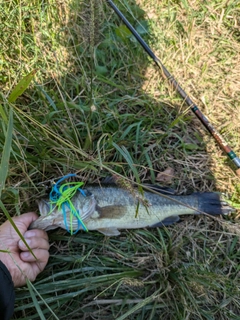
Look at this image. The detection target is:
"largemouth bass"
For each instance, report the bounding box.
[30,185,234,236]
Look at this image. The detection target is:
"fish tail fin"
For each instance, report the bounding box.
[196,192,234,215]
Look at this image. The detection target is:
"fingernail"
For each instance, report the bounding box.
[19,239,31,248]
[24,230,35,237]
[21,252,30,259]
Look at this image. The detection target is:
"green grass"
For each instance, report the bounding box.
[1,0,240,319]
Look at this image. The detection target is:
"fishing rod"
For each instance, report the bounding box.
[106,0,240,177]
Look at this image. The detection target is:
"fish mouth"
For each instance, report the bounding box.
[34,193,97,232]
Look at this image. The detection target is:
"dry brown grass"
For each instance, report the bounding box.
[140,0,240,195]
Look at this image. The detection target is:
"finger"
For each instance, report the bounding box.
[13,212,39,229]
[18,237,50,251]
[20,248,49,265]
[23,229,49,241]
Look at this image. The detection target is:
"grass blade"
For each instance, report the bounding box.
[26,279,46,320]
[112,142,140,183]
[0,201,37,259]
[26,279,60,320]
[8,70,37,103]
[116,288,162,320]
[0,104,8,123]
[0,108,13,196]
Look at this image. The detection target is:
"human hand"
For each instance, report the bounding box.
[0,212,49,287]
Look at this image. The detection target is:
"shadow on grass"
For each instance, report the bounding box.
[31,0,218,190]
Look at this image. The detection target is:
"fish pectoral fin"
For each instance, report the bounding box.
[97,205,125,219]
[97,228,121,236]
[150,215,180,228]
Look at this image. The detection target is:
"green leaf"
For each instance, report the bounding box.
[0,108,13,196]
[115,25,132,41]
[8,70,37,103]
[131,5,146,20]
[95,65,108,75]
[183,143,199,151]
[136,21,149,35]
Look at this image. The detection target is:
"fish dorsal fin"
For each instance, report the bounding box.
[150,215,180,228]
[97,228,121,236]
[100,178,176,196]
[100,176,118,185]
[144,184,176,195]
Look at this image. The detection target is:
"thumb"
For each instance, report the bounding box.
[12,212,39,230]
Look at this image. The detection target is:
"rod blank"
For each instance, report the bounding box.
[106,0,240,176]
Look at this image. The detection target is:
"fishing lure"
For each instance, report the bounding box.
[48,174,88,234]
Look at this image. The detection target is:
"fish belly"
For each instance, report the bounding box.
[85,205,173,230]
